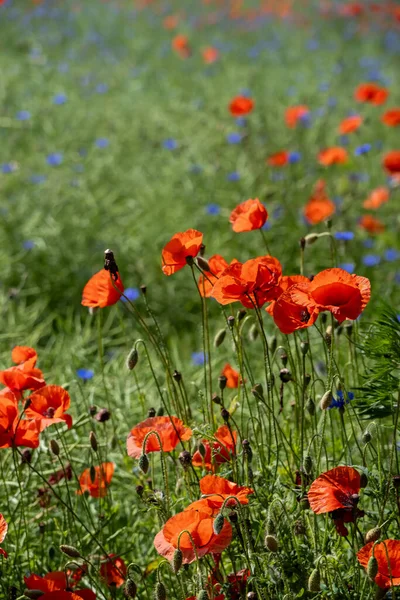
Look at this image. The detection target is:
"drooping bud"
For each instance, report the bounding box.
[304,233,319,246]
[21,449,32,464]
[300,341,309,355]
[304,373,311,388]
[237,309,246,322]
[89,431,98,452]
[367,556,378,581]
[95,408,111,422]
[251,383,264,401]
[393,475,400,489]
[178,451,192,470]
[214,329,226,348]
[60,544,81,558]
[155,581,167,600]
[124,578,137,599]
[303,455,313,475]
[264,534,278,552]
[242,440,253,463]
[140,284,147,295]
[308,568,321,592]
[197,256,210,272]
[49,439,60,456]
[172,548,183,574]
[306,397,315,415]
[227,315,235,329]
[139,454,149,474]
[212,393,222,405]
[157,406,164,416]
[172,370,182,382]
[249,324,259,341]
[126,348,138,370]
[319,390,333,410]
[247,593,257,600]
[148,407,156,418]
[365,527,381,544]
[213,513,225,535]
[90,465,96,483]
[104,248,119,279]
[218,375,227,390]
[280,352,288,367]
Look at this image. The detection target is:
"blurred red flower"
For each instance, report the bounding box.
[363,187,389,209]
[77,462,114,498]
[162,229,203,276]
[318,147,348,166]
[355,83,389,105]
[0,346,44,393]
[228,96,254,117]
[338,115,362,134]
[229,198,268,233]
[304,179,335,224]
[285,105,309,128]
[383,150,400,175]
[0,514,8,558]
[100,554,127,587]
[25,385,72,431]
[359,214,385,234]
[127,416,192,459]
[381,109,400,127]
[266,151,289,167]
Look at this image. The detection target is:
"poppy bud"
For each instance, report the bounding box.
[60,544,81,558]
[213,513,225,535]
[247,594,257,600]
[249,324,259,341]
[185,255,194,266]
[172,548,183,573]
[264,534,278,552]
[23,591,44,599]
[89,405,97,416]
[24,398,32,410]
[49,440,60,457]
[269,336,277,354]
[221,408,230,422]
[308,568,320,592]
[199,244,206,257]
[360,472,368,488]
[299,497,310,511]
[279,368,291,383]
[197,591,208,600]
[280,352,288,367]
[237,309,246,321]
[124,578,137,599]
[362,430,372,444]
[198,443,206,458]
[365,527,381,544]
[300,341,309,355]
[218,375,227,390]
[306,397,315,415]
[197,256,210,272]
[139,454,149,474]
[89,431,98,452]
[148,408,156,418]
[212,393,222,405]
[172,370,182,382]
[90,465,96,483]
[227,315,235,329]
[21,449,32,464]
[155,582,167,600]
[140,285,147,295]
[319,390,333,410]
[95,408,111,422]
[303,455,313,475]
[157,406,164,416]
[127,348,138,370]
[304,233,319,246]
[266,517,276,535]
[304,373,311,388]
[367,556,378,580]
[214,329,226,348]
[393,475,400,489]
[251,383,264,400]
[242,440,253,462]
[228,511,238,524]
[178,450,192,470]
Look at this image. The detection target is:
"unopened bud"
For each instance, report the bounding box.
[280,352,288,367]
[237,309,246,321]
[393,475,400,489]
[308,568,321,592]
[140,285,147,295]
[279,368,291,383]
[227,315,235,329]
[139,454,149,474]
[221,408,230,422]
[197,256,210,272]
[362,430,372,444]
[60,544,81,558]
[157,406,164,416]
[172,548,183,573]
[247,593,257,600]
[218,375,227,390]
[249,324,259,341]
[172,370,182,382]
[49,440,60,456]
[148,407,156,418]
[306,397,315,415]
[89,431,98,452]
[178,451,192,470]
[300,341,309,355]
[367,556,378,580]
[304,455,313,475]
[251,383,264,400]
[95,408,111,422]
[304,233,319,246]
[242,440,253,463]
[155,581,167,600]
[125,578,137,599]
[365,527,381,544]
[126,348,138,370]
[212,393,222,405]
[214,329,226,347]
[213,513,225,535]
[264,534,278,552]
[90,465,96,483]
[319,390,333,410]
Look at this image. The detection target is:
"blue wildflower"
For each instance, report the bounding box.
[226,132,242,144]
[95,83,108,94]
[288,151,301,164]
[236,117,247,127]
[206,204,220,215]
[53,93,67,105]
[95,138,109,149]
[363,254,380,267]
[1,163,18,174]
[76,368,94,381]
[307,39,319,51]
[163,138,178,150]
[339,263,355,273]
[334,231,354,241]
[355,143,371,156]
[121,288,140,302]
[363,239,374,249]
[329,390,354,409]
[192,351,208,366]
[46,153,63,167]
[23,240,35,250]
[385,249,399,262]
[16,110,31,121]
[227,172,240,182]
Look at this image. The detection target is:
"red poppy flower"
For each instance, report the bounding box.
[265,275,310,315]
[285,105,309,128]
[0,514,8,558]
[338,115,363,135]
[355,83,389,105]
[0,346,44,392]
[163,15,179,30]
[363,187,389,209]
[266,151,289,167]
[202,46,219,64]
[192,425,237,471]
[228,96,254,117]
[303,180,335,225]
[127,416,192,459]
[0,396,41,449]
[357,540,400,589]
[25,385,72,431]
[11,346,38,366]
[188,475,254,513]
[211,256,282,309]
[172,34,191,58]
[381,109,400,127]
[359,214,385,234]
[383,151,400,175]
[229,198,268,233]
[99,554,127,588]
[271,282,320,334]
[77,462,114,498]
[221,364,241,389]
[37,594,84,600]
[318,147,348,166]
[308,268,371,322]
[198,255,234,298]
[24,572,95,600]
[154,504,232,563]
[81,269,123,309]
[162,229,203,276]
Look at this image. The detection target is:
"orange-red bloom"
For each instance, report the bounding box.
[0,346,44,393]
[221,363,241,389]
[304,179,335,225]
[202,46,219,64]
[338,115,363,135]
[359,214,385,234]
[381,108,400,127]
[271,282,320,335]
[229,198,268,233]
[99,555,127,588]
[154,503,232,563]
[266,151,289,167]
[198,255,235,298]
[355,83,389,105]
[363,187,389,210]
[383,150,400,175]
[211,256,282,309]
[0,514,8,558]
[188,475,253,513]
[81,269,124,308]
[308,268,370,323]
[285,105,309,128]
[192,425,237,471]
[357,540,400,589]
[162,229,203,276]
[172,34,191,58]
[24,571,95,600]
[318,147,348,166]
[0,395,41,449]
[77,462,114,498]
[25,385,72,431]
[228,96,254,117]
[127,416,192,459]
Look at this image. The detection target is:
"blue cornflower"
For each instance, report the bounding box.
[16,110,31,121]
[192,351,208,366]
[76,368,94,380]
[288,151,301,164]
[226,132,242,144]
[299,112,311,127]
[363,239,374,249]
[329,390,354,409]
[46,153,63,166]
[363,254,381,267]
[53,93,67,105]
[339,263,355,273]
[95,83,108,94]
[227,172,240,182]
[206,204,220,215]
[163,138,178,150]
[334,231,354,241]
[355,143,371,156]
[30,174,46,184]
[307,39,319,51]
[121,287,140,302]
[23,240,35,250]
[262,221,272,231]
[385,249,399,262]
[95,138,109,149]
[1,162,18,174]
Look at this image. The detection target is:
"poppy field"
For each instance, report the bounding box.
[1,0,400,599]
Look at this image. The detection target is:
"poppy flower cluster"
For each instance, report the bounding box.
[24,571,96,600]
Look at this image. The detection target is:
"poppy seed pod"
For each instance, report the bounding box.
[306,397,315,415]
[367,556,379,580]
[213,513,225,535]
[365,527,381,544]
[320,390,333,410]
[139,454,150,474]
[227,315,235,329]
[214,329,226,348]
[279,368,292,383]
[155,582,167,600]
[218,375,227,390]
[172,370,182,382]
[249,323,259,341]
[148,408,156,418]
[197,591,209,600]
[197,256,211,272]
[300,341,309,355]
[126,348,138,370]
[172,548,183,573]
[60,544,81,558]
[124,578,137,599]
[89,431,98,452]
[308,568,321,592]
[49,440,60,456]
[264,534,278,552]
